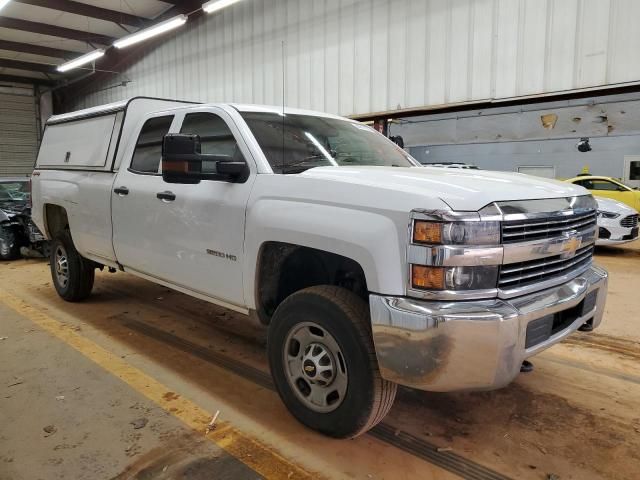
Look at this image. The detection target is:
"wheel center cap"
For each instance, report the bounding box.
[300,342,335,385]
[303,360,317,378]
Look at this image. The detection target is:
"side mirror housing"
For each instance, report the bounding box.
[161,133,249,184]
[162,134,203,184]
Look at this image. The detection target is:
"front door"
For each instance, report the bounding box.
[111,108,256,308]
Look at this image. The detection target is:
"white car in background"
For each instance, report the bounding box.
[596,197,639,245]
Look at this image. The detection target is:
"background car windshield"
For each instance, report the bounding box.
[241,112,415,174]
[0,182,29,202]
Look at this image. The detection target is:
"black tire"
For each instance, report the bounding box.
[268,285,397,438]
[50,231,95,302]
[0,226,21,261]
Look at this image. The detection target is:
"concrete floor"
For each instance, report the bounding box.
[0,303,265,480]
[1,240,639,480]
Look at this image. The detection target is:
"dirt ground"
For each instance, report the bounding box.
[1,240,639,480]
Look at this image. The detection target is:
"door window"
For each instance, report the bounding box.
[180,113,245,173]
[130,115,174,174]
[590,180,627,191]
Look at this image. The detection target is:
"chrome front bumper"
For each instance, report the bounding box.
[370,265,608,392]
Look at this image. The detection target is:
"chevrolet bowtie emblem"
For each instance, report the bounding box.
[561,232,582,258]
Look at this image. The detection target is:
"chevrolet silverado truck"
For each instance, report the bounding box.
[31,97,608,438]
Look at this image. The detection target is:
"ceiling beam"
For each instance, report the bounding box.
[55,0,204,103]
[0,73,53,86]
[0,39,78,59]
[0,17,116,45]
[0,58,59,74]
[14,0,150,28]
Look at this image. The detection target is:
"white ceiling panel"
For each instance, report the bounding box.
[2,3,130,39]
[0,27,91,54]
[0,67,48,79]
[0,49,61,64]
[78,0,173,19]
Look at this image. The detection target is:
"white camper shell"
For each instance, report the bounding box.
[37,98,197,171]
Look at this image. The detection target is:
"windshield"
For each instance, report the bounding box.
[615,179,637,190]
[0,182,29,202]
[240,112,416,174]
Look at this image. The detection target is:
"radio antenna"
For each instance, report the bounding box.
[281,39,285,174]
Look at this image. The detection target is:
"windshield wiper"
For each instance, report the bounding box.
[281,157,333,174]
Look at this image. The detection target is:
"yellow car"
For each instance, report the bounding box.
[565,176,640,212]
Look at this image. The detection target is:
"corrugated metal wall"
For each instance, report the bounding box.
[0,84,38,176]
[391,92,640,179]
[69,0,640,117]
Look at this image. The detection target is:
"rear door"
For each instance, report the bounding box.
[111,113,177,279]
[111,108,256,309]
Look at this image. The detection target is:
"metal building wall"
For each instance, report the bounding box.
[0,84,38,177]
[69,0,640,117]
[391,92,640,179]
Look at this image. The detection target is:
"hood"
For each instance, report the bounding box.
[595,196,636,214]
[300,166,587,211]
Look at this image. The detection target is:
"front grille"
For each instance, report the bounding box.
[620,214,639,228]
[501,211,597,244]
[499,245,594,289]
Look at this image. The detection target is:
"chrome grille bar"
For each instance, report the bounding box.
[502,211,597,244]
[499,245,593,287]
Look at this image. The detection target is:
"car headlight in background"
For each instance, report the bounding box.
[411,265,499,291]
[413,221,500,245]
[597,210,619,219]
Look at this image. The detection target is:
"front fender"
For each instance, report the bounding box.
[243,199,408,309]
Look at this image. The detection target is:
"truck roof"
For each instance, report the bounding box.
[46,97,199,125]
[47,97,354,126]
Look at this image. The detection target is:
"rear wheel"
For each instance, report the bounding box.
[0,226,21,261]
[50,231,95,302]
[268,285,397,438]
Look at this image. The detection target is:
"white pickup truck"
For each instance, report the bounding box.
[32,97,608,438]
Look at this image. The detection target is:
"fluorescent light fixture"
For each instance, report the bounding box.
[113,14,187,49]
[57,49,105,72]
[203,0,242,14]
[0,0,11,12]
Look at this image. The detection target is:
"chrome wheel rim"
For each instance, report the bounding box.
[283,322,348,413]
[54,245,69,288]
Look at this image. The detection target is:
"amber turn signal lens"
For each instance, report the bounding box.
[413,221,442,244]
[411,265,445,290]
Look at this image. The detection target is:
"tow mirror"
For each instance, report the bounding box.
[162,134,203,184]
[161,133,248,184]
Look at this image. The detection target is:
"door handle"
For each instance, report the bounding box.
[114,186,129,196]
[156,191,176,202]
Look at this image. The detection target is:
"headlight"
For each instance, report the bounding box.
[413,220,500,245]
[411,265,499,291]
[597,211,619,219]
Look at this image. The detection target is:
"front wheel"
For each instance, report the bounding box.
[268,285,397,438]
[0,226,21,261]
[50,231,95,302]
